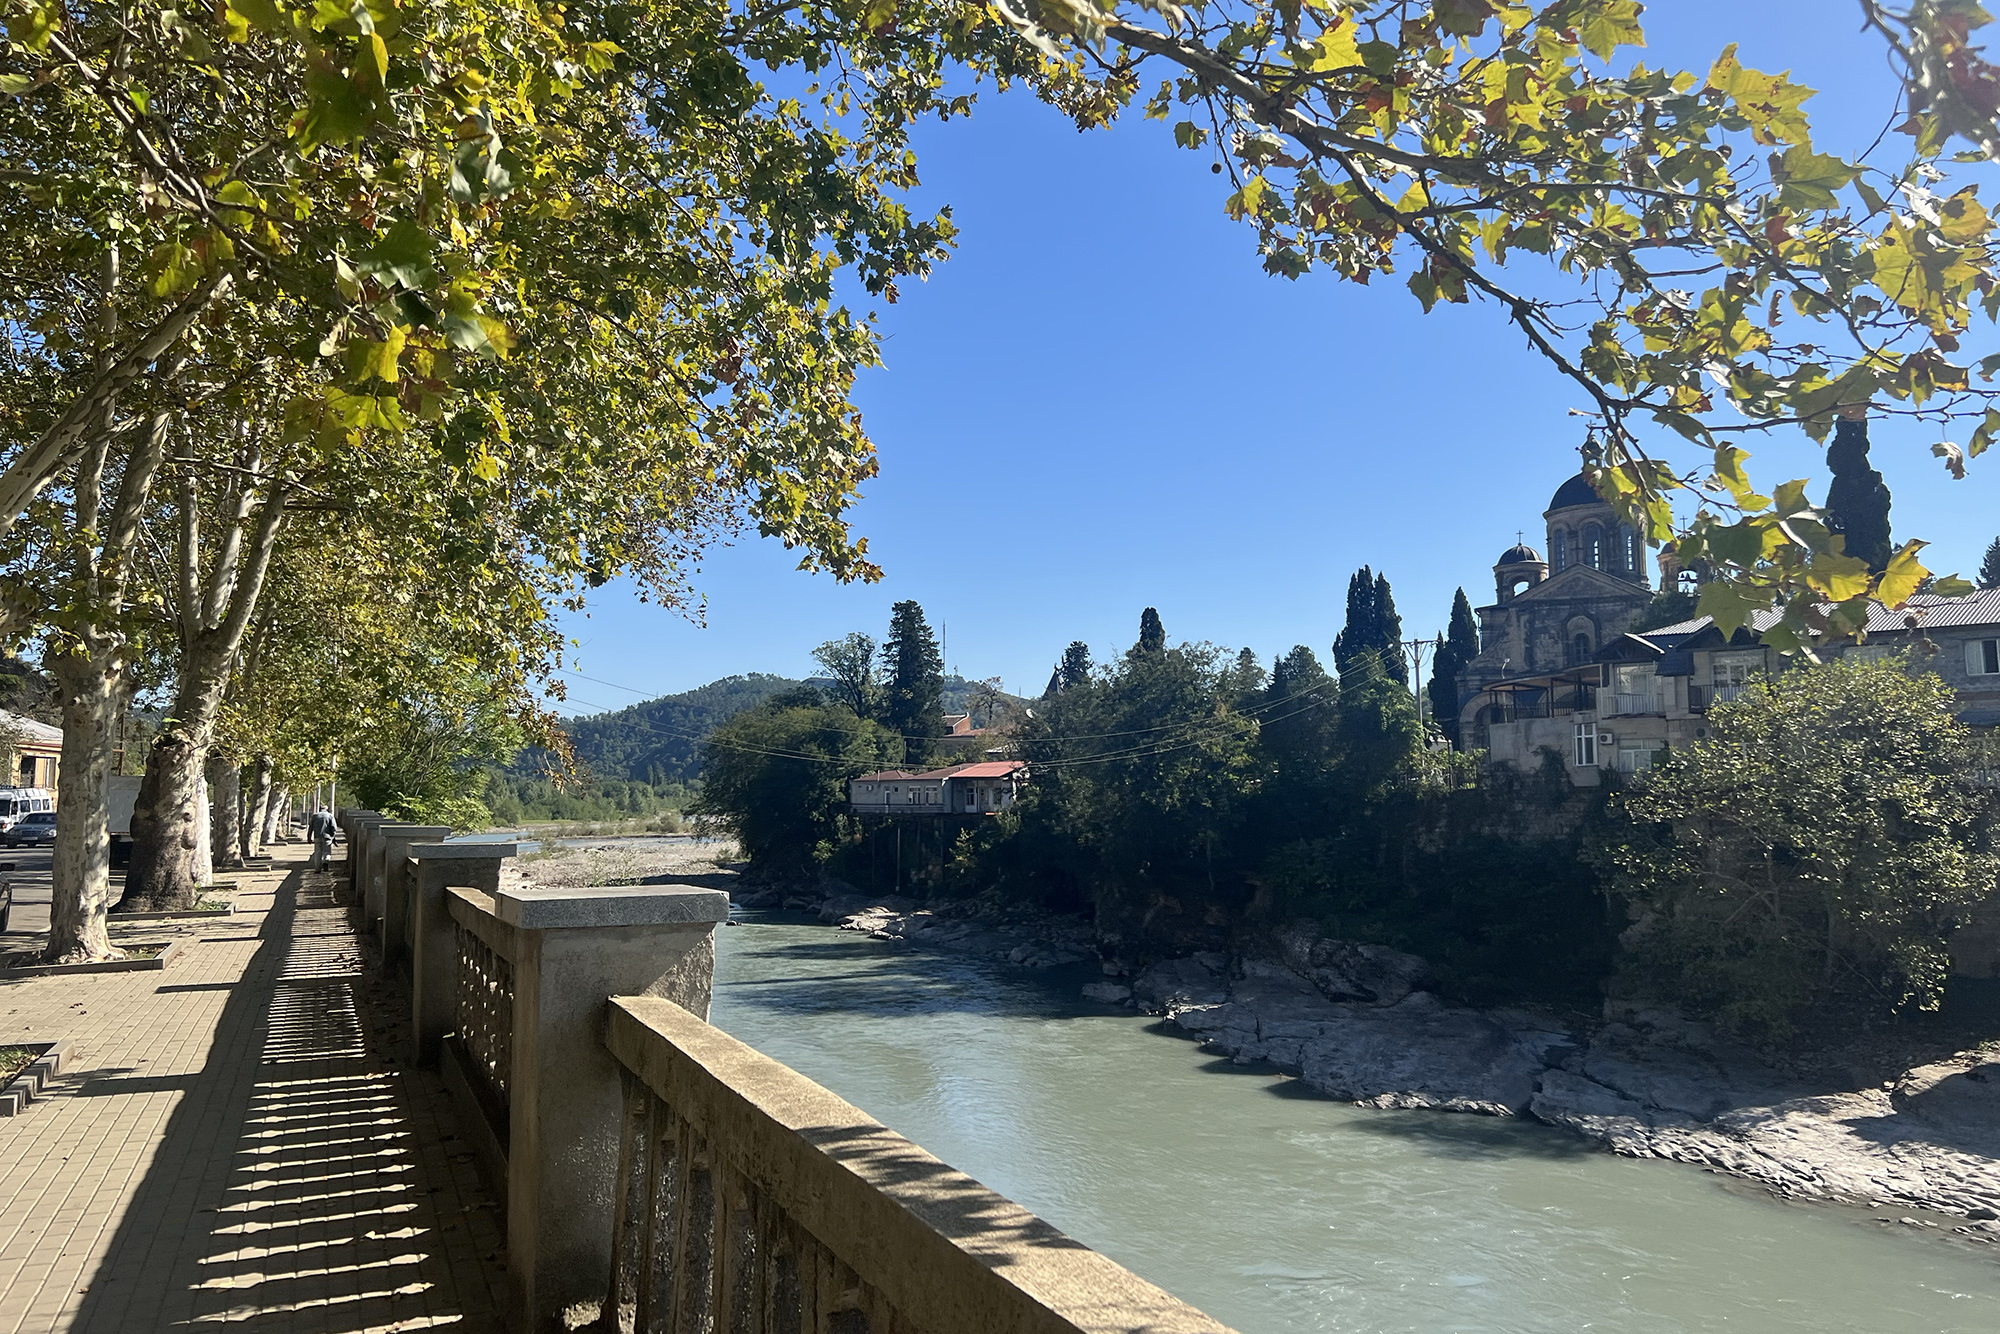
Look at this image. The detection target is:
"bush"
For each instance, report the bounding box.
[1596,656,2000,1035]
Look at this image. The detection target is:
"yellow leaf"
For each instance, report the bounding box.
[1308,19,1360,73]
[1875,542,1930,606]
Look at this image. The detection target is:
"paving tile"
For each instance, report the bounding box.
[0,856,506,1333]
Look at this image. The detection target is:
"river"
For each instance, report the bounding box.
[711,917,2000,1334]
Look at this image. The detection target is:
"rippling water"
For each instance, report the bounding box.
[711,918,2000,1334]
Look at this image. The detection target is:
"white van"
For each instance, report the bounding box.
[0,787,54,834]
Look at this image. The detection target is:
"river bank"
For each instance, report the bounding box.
[759,881,2000,1240]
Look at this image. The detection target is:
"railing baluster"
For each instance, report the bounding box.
[640,1097,681,1334]
[608,1070,652,1334]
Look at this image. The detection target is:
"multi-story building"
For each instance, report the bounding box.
[849,760,1027,816]
[1462,581,2000,786]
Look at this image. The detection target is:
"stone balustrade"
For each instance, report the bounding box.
[337,812,1239,1334]
[603,996,1235,1334]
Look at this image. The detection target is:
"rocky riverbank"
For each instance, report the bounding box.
[1131,931,2000,1240]
[743,882,2000,1240]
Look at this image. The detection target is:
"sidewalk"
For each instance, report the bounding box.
[0,853,506,1332]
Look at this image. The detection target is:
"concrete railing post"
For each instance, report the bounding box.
[498,882,730,1333]
[339,811,384,921]
[361,821,433,944]
[375,824,449,970]
[407,842,518,1066]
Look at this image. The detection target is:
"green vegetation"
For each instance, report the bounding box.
[695,692,899,874]
[0,1045,33,1086]
[484,773,689,827]
[1427,590,1480,745]
[1980,536,2000,591]
[13,0,2000,959]
[1824,420,1895,575]
[882,602,946,767]
[1597,657,2000,1035]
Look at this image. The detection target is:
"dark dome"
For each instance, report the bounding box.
[1496,543,1544,566]
[1548,471,1603,511]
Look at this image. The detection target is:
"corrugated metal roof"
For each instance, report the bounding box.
[1642,590,2000,642]
[854,771,921,783]
[1862,587,2000,631]
[936,761,1025,779]
[0,710,60,745]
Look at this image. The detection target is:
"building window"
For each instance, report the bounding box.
[1551,530,1568,571]
[1969,638,2000,676]
[1570,633,1592,666]
[1618,746,1659,774]
[1622,525,1641,574]
[1574,722,1597,767]
[1583,524,1604,569]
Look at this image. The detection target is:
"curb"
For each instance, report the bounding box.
[0,1041,65,1117]
[0,938,189,979]
[111,904,235,922]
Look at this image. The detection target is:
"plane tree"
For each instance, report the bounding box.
[997,0,2000,644]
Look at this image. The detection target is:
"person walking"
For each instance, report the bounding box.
[308,808,337,871]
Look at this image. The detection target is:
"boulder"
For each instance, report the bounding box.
[1080,981,1133,1004]
[1295,992,1542,1115]
[1275,923,1434,1005]
[1133,957,1230,1011]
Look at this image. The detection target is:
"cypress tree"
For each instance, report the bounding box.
[1427,588,1481,746]
[882,600,945,765]
[1136,607,1166,655]
[1043,666,1062,699]
[1059,640,1093,690]
[1374,572,1409,686]
[1331,567,1376,677]
[1825,417,1894,573]
[1980,536,2000,590]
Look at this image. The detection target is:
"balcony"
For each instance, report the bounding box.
[1688,683,1747,713]
[1605,692,1665,717]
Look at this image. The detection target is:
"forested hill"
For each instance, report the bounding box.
[544,674,802,785]
[541,672,1011,784]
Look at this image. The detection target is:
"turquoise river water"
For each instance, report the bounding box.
[710,917,2000,1334]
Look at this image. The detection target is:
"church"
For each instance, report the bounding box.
[1455,472,1656,751]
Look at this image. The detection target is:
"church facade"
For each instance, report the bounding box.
[1455,472,1655,754]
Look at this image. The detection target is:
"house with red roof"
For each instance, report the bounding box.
[849,760,1027,817]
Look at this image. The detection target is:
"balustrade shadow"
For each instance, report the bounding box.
[65,867,504,1333]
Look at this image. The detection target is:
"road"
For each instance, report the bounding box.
[0,846,53,937]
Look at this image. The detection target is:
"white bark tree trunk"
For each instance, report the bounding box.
[207,755,243,870]
[44,649,124,963]
[262,782,289,844]
[241,755,274,860]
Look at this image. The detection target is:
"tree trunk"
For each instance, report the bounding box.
[207,755,243,870]
[241,755,274,860]
[120,733,209,912]
[44,649,124,962]
[262,782,289,844]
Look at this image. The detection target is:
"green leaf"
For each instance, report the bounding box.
[291,63,368,152]
[358,218,433,289]
[1575,0,1646,61]
[224,0,280,38]
[145,240,202,297]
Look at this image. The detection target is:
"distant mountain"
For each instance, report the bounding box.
[544,674,802,785]
[542,672,1017,784]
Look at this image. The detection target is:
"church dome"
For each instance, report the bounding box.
[1548,471,1603,511]
[1496,543,1543,566]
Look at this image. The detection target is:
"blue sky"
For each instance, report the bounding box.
[551,2,2000,716]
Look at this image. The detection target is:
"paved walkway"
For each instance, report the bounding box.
[0,853,506,1333]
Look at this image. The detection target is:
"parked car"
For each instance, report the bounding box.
[4,811,56,848]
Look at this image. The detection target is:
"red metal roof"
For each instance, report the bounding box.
[936,761,1025,779]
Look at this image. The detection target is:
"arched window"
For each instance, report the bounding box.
[1622,524,1641,575]
[1583,524,1604,569]
[1551,529,1568,571]
[1571,633,1593,665]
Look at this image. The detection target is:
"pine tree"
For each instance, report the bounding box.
[882,600,944,765]
[1374,572,1409,687]
[1059,641,1093,690]
[1980,536,2000,590]
[1825,417,1894,574]
[1136,607,1166,655]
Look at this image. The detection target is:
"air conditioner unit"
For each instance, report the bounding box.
[1598,732,1615,746]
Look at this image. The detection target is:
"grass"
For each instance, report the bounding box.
[194,897,230,912]
[0,1045,33,1086]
